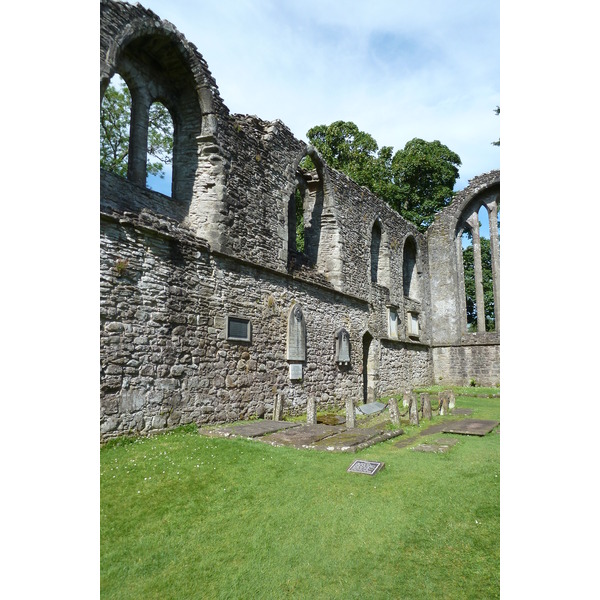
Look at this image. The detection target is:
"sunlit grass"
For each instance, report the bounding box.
[101,390,499,599]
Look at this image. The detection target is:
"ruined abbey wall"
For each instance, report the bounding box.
[100,0,499,439]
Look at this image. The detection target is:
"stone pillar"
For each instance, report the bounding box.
[273,395,282,421]
[345,397,356,429]
[409,395,419,426]
[127,90,151,186]
[486,200,500,332]
[307,397,317,425]
[421,394,432,420]
[388,397,400,425]
[466,211,486,333]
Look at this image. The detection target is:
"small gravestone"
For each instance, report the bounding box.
[447,390,456,409]
[273,395,283,420]
[409,394,419,425]
[306,397,317,424]
[345,397,356,429]
[347,460,385,476]
[402,389,412,408]
[388,397,400,425]
[438,391,449,416]
[421,394,432,420]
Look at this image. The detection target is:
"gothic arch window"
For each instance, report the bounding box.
[458,191,500,333]
[101,31,203,203]
[402,236,420,300]
[371,221,382,283]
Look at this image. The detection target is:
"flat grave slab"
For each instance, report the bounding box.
[317,414,346,426]
[442,419,499,436]
[356,401,387,415]
[213,420,300,438]
[311,426,389,450]
[413,436,459,453]
[451,408,473,416]
[263,424,345,447]
[347,459,385,475]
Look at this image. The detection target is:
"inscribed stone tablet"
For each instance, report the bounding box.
[347,460,385,475]
[289,363,303,380]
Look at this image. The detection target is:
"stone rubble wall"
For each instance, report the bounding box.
[99,0,499,439]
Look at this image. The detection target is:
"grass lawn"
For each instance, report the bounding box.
[101,388,499,599]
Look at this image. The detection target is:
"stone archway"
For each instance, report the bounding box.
[362,332,379,404]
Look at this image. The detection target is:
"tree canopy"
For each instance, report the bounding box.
[306,120,461,231]
[100,81,174,180]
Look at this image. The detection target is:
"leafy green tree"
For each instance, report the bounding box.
[391,138,461,230]
[100,82,173,179]
[463,236,495,331]
[306,121,460,231]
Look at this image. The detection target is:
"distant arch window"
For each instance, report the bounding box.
[371,221,382,283]
[402,237,419,299]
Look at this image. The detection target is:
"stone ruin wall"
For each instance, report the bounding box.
[100,0,499,439]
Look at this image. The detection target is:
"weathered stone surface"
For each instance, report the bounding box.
[99,0,499,440]
[306,397,317,424]
[388,397,400,425]
[409,394,419,425]
[442,419,499,436]
[421,393,432,420]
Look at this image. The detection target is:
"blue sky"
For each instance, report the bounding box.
[138,0,499,190]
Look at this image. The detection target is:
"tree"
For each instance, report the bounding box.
[391,138,461,230]
[462,236,495,331]
[100,82,174,179]
[306,121,461,231]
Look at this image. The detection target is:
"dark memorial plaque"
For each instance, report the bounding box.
[347,459,385,475]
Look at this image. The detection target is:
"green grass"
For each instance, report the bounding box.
[101,389,499,599]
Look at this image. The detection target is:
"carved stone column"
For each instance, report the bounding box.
[486,199,500,332]
[127,90,151,186]
[466,211,486,332]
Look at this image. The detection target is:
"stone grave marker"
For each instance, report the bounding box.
[421,393,432,420]
[438,391,449,416]
[273,395,283,420]
[345,397,356,429]
[306,397,317,424]
[388,397,400,425]
[347,459,385,476]
[409,394,419,425]
[447,389,456,409]
[402,389,412,408]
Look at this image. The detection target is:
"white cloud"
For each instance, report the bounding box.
[137,0,500,188]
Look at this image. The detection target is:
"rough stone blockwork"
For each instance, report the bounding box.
[99,0,500,439]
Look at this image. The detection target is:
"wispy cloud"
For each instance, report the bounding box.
[138,0,499,188]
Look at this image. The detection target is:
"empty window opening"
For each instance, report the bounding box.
[402,237,419,299]
[371,221,382,283]
[462,206,495,332]
[146,101,174,196]
[100,74,131,178]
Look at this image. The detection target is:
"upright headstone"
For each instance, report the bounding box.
[307,397,317,425]
[402,389,412,408]
[388,397,401,425]
[287,304,306,361]
[273,395,283,420]
[409,394,419,425]
[345,397,356,429]
[448,390,456,409]
[335,328,351,366]
[439,391,449,416]
[421,393,432,420]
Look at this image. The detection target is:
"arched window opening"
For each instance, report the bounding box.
[402,237,419,299]
[146,101,174,196]
[461,229,477,332]
[288,180,307,267]
[371,221,382,283]
[100,74,131,178]
[462,205,496,332]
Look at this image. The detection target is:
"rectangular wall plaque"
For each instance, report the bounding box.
[347,460,385,475]
[289,363,303,380]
